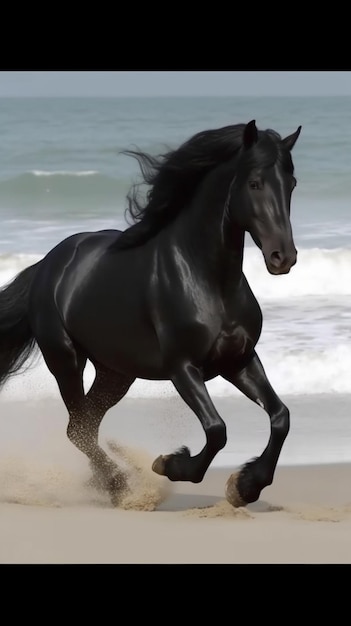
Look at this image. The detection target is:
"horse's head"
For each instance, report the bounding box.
[229,120,301,275]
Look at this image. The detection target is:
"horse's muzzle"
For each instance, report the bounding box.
[265,248,297,275]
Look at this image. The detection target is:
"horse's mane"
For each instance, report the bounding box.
[112,123,289,251]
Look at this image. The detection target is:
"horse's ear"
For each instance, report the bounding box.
[243,120,258,150]
[282,126,302,151]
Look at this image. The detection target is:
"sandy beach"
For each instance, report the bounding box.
[1,395,351,564]
[1,463,351,564]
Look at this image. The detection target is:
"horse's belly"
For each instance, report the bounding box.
[68,292,168,378]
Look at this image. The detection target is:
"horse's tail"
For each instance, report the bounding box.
[0,261,42,388]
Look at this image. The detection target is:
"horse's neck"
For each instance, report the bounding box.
[170,184,245,287]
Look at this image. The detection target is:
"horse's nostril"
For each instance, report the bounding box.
[270,251,282,266]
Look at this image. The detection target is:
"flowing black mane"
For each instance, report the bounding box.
[112,123,292,251]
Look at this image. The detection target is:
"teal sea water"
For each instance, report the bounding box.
[0,95,351,468]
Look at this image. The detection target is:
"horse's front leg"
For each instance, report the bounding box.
[152,362,227,483]
[220,350,290,507]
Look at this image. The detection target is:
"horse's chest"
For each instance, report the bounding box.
[210,282,263,362]
[209,302,262,365]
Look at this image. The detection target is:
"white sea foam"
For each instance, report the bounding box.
[243,246,351,299]
[31,170,99,177]
[0,253,42,286]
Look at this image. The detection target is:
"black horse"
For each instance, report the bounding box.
[0,120,301,507]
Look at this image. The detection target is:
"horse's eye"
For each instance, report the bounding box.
[249,180,260,190]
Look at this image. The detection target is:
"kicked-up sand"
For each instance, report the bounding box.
[1,395,351,564]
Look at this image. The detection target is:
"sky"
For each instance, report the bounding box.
[0,71,350,97]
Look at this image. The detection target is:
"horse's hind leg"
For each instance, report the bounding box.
[37,326,134,505]
[84,362,135,491]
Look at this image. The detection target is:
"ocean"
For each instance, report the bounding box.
[0,95,350,471]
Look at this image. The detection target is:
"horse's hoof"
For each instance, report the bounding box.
[152,454,168,475]
[225,472,247,508]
